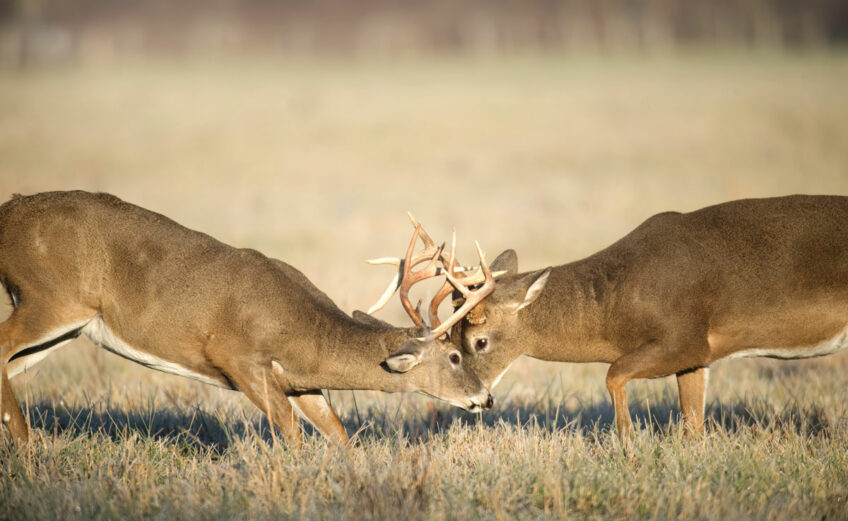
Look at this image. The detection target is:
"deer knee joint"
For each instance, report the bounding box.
[605,370,626,392]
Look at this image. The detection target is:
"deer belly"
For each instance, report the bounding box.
[81,317,229,388]
[715,323,848,361]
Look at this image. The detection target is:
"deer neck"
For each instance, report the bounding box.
[282,311,421,393]
[520,258,623,363]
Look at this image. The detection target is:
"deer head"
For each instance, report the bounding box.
[369,218,549,391]
[449,250,551,389]
[367,217,496,411]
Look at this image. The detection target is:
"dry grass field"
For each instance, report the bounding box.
[1,51,848,520]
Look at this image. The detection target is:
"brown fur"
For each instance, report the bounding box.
[453,195,848,438]
[0,191,491,446]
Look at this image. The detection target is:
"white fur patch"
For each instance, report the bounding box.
[2,412,10,423]
[82,316,227,388]
[6,320,89,378]
[489,360,515,390]
[723,323,848,361]
[34,233,47,255]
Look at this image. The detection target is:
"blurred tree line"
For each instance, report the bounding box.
[1,0,847,65]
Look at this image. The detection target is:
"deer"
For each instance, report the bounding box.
[370,196,848,439]
[0,190,494,447]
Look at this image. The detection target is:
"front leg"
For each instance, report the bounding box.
[207,359,302,445]
[606,339,708,440]
[235,368,303,446]
[676,367,709,436]
[288,391,348,445]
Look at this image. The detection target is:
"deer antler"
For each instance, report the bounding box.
[367,214,503,337]
[429,241,496,338]
[397,224,445,327]
[428,229,459,328]
[427,228,510,334]
[367,213,457,316]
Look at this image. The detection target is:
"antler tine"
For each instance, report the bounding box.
[396,223,450,327]
[440,241,506,288]
[451,267,509,284]
[428,282,454,332]
[428,229,458,330]
[366,221,440,317]
[443,268,473,298]
[367,271,400,315]
[429,240,496,339]
[475,241,493,282]
[397,224,427,327]
[407,212,438,249]
[405,223,422,264]
[366,257,401,266]
[440,228,456,278]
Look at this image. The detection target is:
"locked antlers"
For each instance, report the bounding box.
[367,214,503,338]
[365,214,449,324]
[429,241,496,338]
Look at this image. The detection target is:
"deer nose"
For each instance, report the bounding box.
[484,394,494,410]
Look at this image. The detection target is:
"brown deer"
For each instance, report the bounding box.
[372,196,848,438]
[0,191,493,446]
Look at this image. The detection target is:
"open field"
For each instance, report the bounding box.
[2,52,848,520]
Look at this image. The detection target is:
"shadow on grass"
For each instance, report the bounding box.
[17,391,842,453]
[23,400,259,455]
[349,395,838,444]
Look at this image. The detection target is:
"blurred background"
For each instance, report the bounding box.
[1,0,847,431]
[2,0,848,63]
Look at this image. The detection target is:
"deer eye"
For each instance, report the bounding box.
[475,338,488,351]
[449,352,461,365]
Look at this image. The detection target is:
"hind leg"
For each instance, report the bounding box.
[1,361,28,444]
[0,305,91,445]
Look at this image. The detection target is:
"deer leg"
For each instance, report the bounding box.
[605,365,633,439]
[204,338,304,445]
[287,391,348,445]
[0,305,92,445]
[676,367,709,436]
[606,339,707,440]
[0,363,28,445]
[227,367,303,446]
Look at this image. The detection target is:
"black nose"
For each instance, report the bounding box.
[484,394,494,410]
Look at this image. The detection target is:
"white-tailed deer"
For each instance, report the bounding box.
[0,191,492,446]
[372,196,848,438]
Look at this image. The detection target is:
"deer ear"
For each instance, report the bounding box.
[491,249,518,276]
[513,268,551,313]
[385,339,427,373]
